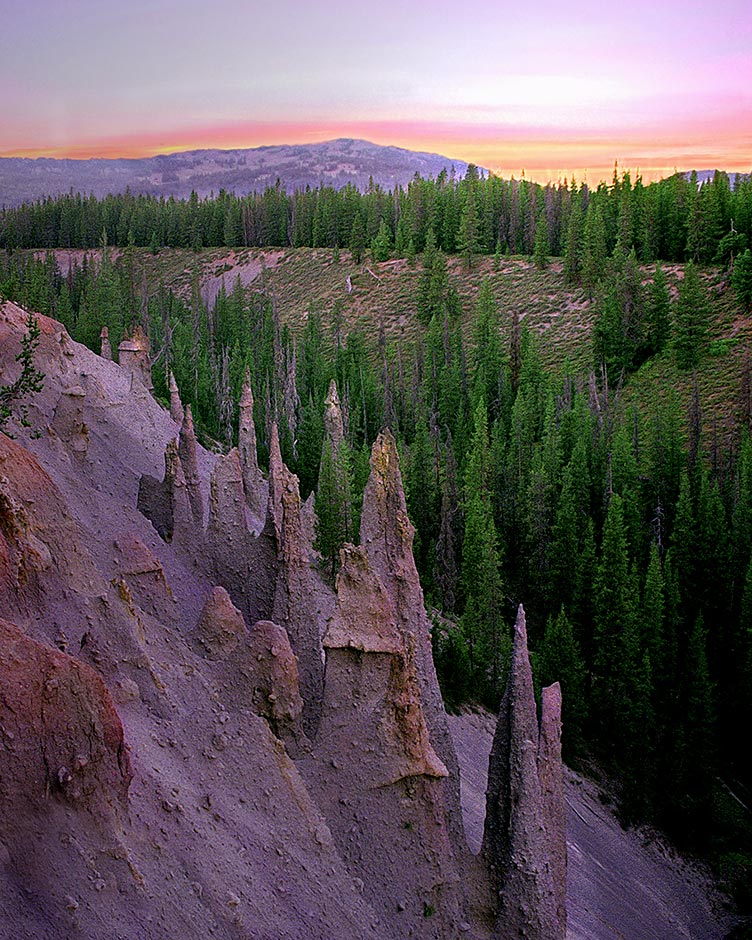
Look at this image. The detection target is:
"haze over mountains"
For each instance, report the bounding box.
[0,139,479,208]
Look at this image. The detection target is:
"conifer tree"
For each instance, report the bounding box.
[314,436,353,581]
[674,261,710,369]
[645,263,671,356]
[532,217,549,270]
[732,248,752,312]
[539,607,587,757]
[461,399,505,698]
[593,493,636,745]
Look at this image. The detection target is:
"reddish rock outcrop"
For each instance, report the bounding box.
[0,616,131,826]
[483,605,559,940]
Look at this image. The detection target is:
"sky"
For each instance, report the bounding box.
[1,0,750,184]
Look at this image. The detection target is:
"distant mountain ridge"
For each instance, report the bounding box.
[0,138,481,207]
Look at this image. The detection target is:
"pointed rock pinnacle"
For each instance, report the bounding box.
[169,372,184,426]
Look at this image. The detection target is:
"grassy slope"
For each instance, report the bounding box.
[37,246,752,447]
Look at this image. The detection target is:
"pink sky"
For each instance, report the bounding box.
[1,0,750,184]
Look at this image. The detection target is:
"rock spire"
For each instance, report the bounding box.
[483,605,564,940]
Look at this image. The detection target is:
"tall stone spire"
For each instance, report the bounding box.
[538,682,567,940]
[168,372,184,427]
[178,404,203,528]
[358,430,470,866]
[100,325,112,361]
[238,368,265,522]
[268,421,325,736]
[483,605,559,940]
[323,379,345,451]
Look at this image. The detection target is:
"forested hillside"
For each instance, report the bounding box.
[2,165,752,914]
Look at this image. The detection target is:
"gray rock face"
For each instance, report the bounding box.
[483,605,560,940]
[300,542,467,939]
[194,585,247,660]
[51,386,89,455]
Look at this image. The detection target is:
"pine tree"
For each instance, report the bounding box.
[674,261,710,370]
[461,399,505,699]
[593,493,637,746]
[539,607,587,757]
[564,188,585,285]
[582,201,608,295]
[314,437,353,581]
[645,263,671,356]
[349,213,366,264]
[532,217,549,270]
[732,248,752,312]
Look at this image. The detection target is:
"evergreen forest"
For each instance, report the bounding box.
[2,165,752,912]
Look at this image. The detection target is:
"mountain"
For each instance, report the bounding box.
[0,139,480,207]
[683,169,749,189]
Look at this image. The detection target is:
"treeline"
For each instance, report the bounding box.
[2,166,752,268]
[1,242,752,907]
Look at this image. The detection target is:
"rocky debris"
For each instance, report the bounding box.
[99,325,112,360]
[538,682,566,940]
[238,369,266,527]
[178,404,203,528]
[51,385,89,455]
[117,325,153,391]
[137,438,193,544]
[483,605,560,940]
[359,430,468,860]
[193,585,247,659]
[168,371,184,426]
[0,616,131,825]
[268,422,327,736]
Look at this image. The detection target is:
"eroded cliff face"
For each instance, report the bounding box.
[0,300,566,940]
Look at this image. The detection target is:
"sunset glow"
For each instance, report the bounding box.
[1,0,750,184]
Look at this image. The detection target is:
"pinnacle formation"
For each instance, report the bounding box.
[0,301,569,940]
[483,605,565,940]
